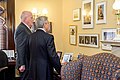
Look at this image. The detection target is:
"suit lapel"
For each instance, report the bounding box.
[21,22,32,34]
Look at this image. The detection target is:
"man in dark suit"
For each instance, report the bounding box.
[14,11,34,80]
[28,16,61,80]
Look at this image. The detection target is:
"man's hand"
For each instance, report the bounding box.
[19,65,25,72]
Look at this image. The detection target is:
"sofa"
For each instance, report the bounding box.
[61,53,120,80]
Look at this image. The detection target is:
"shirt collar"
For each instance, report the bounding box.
[22,22,31,31]
[38,28,46,32]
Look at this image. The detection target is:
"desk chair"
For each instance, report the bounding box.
[0,50,8,80]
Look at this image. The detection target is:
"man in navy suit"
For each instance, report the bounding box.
[14,11,34,80]
[28,16,61,80]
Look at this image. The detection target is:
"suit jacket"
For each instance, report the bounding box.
[28,29,61,80]
[14,22,32,70]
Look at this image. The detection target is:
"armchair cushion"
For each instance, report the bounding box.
[61,53,120,80]
[81,53,120,80]
[112,69,120,80]
[61,59,82,80]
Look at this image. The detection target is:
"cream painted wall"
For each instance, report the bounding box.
[62,0,120,57]
[15,0,120,57]
[15,0,63,51]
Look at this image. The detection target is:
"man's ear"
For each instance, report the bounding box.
[43,23,45,28]
[43,23,46,30]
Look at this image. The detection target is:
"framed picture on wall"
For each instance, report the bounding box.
[69,25,77,45]
[102,28,116,41]
[96,2,106,24]
[78,34,99,47]
[82,0,94,28]
[101,28,117,50]
[48,22,52,33]
[73,8,80,21]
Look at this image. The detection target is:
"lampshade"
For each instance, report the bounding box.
[32,8,38,14]
[113,0,120,10]
[42,8,48,15]
[32,8,48,15]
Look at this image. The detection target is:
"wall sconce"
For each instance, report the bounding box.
[42,8,48,15]
[31,8,48,20]
[113,28,120,41]
[113,0,120,25]
[32,8,38,20]
[113,0,120,40]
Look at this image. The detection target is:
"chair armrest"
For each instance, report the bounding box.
[0,66,8,72]
[61,60,82,80]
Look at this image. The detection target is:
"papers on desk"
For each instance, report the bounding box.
[2,50,14,58]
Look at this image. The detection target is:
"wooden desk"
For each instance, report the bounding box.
[5,60,16,80]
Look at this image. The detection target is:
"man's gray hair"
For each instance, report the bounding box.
[21,11,32,21]
[35,16,48,28]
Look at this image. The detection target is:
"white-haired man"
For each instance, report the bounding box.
[14,11,34,80]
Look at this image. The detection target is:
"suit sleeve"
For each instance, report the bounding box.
[47,35,61,74]
[15,29,27,66]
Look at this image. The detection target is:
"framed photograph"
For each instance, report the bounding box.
[96,2,106,24]
[79,34,99,47]
[61,53,73,64]
[102,28,116,41]
[73,8,80,21]
[101,28,117,50]
[82,0,94,28]
[79,36,85,44]
[69,25,77,45]
[48,22,52,33]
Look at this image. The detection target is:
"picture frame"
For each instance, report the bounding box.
[96,2,106,24]
[78,34,99,47]
[102,28,116,41]
[48,22,52,33]
[101,28,117,50]
[61,53,73,64]
[82,0,94,28]
[73,8,80,21]
[69,25,77,45]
